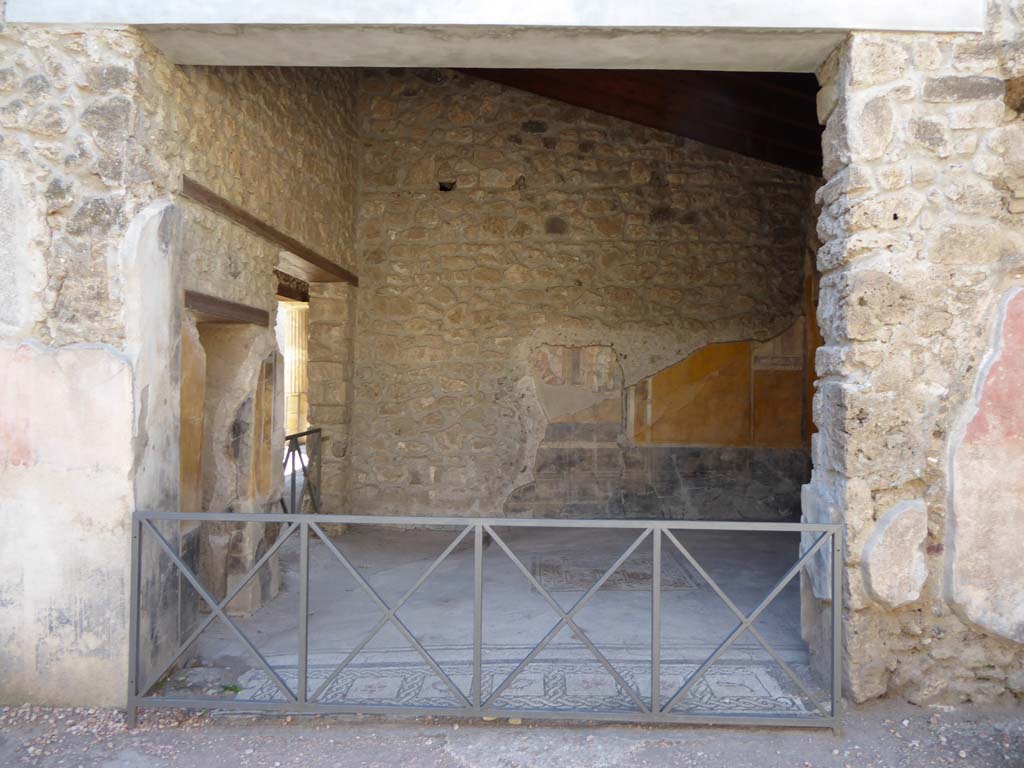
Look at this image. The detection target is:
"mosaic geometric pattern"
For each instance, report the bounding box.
[529,553,698,591]
[233,648,823,715]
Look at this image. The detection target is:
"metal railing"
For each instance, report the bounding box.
[127,514,842,731]
[280,428,321,514]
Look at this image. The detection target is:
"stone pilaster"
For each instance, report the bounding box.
[808,2,1024,704]
[308,282,357,513]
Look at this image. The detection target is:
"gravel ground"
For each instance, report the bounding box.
[0,700,1021,768]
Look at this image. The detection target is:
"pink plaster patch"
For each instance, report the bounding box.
[0,345,36,466]
[965,292,1024,446]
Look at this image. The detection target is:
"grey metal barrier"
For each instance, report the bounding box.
[127,513,843,732]
[280,428,321,514]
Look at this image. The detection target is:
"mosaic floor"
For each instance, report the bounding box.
[529,553,698,591]
[230,645,828,717]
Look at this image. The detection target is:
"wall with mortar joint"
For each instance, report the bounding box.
[0,7,362,702]
[806,0,1024,705]
[352,68,819,518]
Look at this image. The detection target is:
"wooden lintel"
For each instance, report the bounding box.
[180,176,359,286]
[184,290,269,326]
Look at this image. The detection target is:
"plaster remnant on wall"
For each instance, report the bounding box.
[862,499,928,609]
[506,337,811,521]
[0,342,134,705]
[948,289,1024,643]
[0,162,45,338]
[531,343,622,423]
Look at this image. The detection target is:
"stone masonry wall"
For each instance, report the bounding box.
[308,281,358,513]
[0,11,361,703]
[141,61,361,520]
[352,69,818,518]
[0,16,182,706]
[807,0,1024,704]
[141,63,359,313]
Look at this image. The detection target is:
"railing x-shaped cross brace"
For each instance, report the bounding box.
[659,529,833,717]
[308,522,472,706]
[140,519,299,702]
[483,525,652,712]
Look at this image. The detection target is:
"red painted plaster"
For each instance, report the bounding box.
[965,292,1024,446]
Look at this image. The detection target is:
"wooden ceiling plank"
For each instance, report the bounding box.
[461,69,823,176]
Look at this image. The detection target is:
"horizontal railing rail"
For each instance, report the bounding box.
[127,513,843,732]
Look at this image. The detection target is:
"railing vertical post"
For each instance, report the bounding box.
[472,524,483,712]
[298,521,310,703]
[651,527,662,714]
[831,527,843,735]
[314,432,322,511]
[290,440,297,514]
[126,517,143,728]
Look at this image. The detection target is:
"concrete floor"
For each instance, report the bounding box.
[4,700,1024,768]
[162,526,830,719]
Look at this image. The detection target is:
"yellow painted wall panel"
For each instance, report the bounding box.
[753,370,804,448]
[635,342,752,445]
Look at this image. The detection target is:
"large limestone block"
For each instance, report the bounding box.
[861,500,928,608]
[948,290,1024,644]
[848,95,895,162]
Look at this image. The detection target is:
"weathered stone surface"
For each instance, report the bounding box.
[909,117,950,155]
[949,290,1024,643]
[861,500,928,608]
[850,96,895,161]
[930,222,1019,265]
[307,282,357,511]
[810,7,1024,706]
[849,37,911,87]
[923,76,1005,102]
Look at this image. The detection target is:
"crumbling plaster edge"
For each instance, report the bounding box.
[943,284,1023,638]
[502,316,810,515]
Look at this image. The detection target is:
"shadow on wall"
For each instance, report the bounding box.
[505,322,812,521]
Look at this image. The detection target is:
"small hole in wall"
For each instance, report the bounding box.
[893,212,899,220]
[439,180,456,192]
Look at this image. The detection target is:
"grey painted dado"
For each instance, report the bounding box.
[506,421,810,522]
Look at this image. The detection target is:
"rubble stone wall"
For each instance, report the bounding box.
[0,9,361,702]
[807,0,1024,704]
[351,69,818,518]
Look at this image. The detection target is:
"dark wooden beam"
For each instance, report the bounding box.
[184,289,269,326]
[460,69,823,176]
[180,176,359,286]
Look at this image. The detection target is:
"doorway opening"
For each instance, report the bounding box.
[139,65,835,728]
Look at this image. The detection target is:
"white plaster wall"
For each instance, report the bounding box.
[0,164,46,339]
[7,0,985,72]
[0,343,134,705]
[6,0,985,31]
